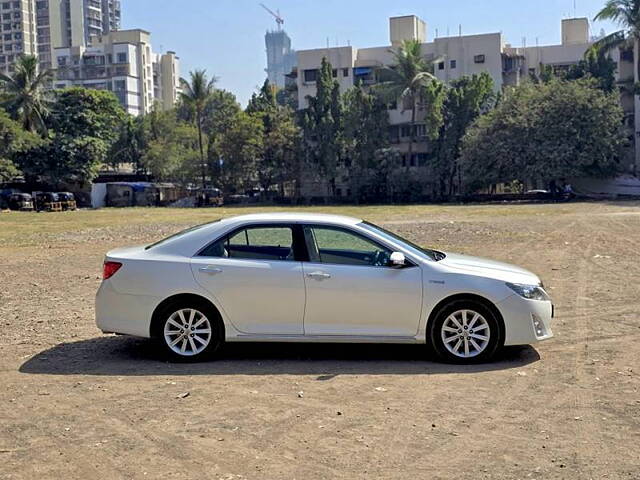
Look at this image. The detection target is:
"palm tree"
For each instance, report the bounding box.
[593,1,640,82]
[179,70,217,189]
[0,55,52,135]
[376,39,441,167]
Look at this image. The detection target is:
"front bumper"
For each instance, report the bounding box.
[496,294,554,346]
[95,280,160,338]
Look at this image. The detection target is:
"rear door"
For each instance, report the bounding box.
[191,224,306,335]
[301,225,423,337]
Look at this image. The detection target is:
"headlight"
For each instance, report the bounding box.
[506,282,550,301]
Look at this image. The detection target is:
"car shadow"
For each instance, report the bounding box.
[19,335,541,377]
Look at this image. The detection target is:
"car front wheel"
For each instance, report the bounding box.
[157,302,222,362]
[430,300,502,363]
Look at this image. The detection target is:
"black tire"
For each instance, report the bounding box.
[153,299,223,362]
[429,299,503,364]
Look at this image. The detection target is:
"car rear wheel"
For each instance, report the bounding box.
[156,301,222,362]
[429,300,502,363]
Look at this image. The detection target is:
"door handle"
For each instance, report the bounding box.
[307,271,331,280]
[199,266,223,275]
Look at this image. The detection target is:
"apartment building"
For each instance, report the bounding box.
[53,29,179,115]
[295,15,638,191]
[35,0,120,69]
[0,0,37,73]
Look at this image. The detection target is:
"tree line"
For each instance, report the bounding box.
[0,0,635,202]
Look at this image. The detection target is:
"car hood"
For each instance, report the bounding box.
[439,252,540,284]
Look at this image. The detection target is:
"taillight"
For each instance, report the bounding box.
[103,261,122,280]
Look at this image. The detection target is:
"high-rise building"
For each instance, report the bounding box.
[35,0,121,70]
[265,29,295,88]
[0,0,37,73]
[53,29,180,115]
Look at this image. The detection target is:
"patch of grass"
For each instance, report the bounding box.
[0,201,630,249]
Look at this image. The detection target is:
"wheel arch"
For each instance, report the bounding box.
[426,293,505,342]
[150,293,225,339]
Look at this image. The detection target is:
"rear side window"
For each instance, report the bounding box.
[145,220,220,250]
[199,226,294,261]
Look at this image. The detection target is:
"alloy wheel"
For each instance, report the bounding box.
[440,309,491,359]
[163,308,212,357]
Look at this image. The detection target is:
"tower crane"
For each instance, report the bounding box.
[260,3,284,30]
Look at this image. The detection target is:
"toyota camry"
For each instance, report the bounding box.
[96,213,554,363]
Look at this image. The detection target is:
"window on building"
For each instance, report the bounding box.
[342,68,349,77]
[116,52,127,63]
[1,3,9,10]
[438,62,445,70]
[303,69,318,83]
[332,68,337,78]
[2,13,9,20]
[474,54,486,64]
[3,33,10,40]
[400,125,411,138]
[415,124,427,138]
[113,79,126,91]
[450,59,457,69]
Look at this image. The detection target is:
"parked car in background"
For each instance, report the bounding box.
[196,188,224,207]
[96,213,554,363]
[34,192,62,212]
[8,193,34,211]
[57,192,77,211]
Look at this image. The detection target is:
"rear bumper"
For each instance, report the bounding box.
[496,294,554,346]
[95,281,159,338]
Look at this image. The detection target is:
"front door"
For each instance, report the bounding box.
[301,225,423,337]
[191,224,305,335]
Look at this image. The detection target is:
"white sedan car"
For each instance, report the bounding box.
[96,213,554,363]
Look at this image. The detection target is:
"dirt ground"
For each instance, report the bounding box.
[1,202,639,479]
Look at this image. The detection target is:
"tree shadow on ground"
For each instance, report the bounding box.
[19,335,540,377]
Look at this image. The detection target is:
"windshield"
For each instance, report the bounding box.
[145,220,221,250]
[360,221,446,262]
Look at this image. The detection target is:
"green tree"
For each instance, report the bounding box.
[142,119,201,183]
[0,55,53,134]
[342,85,391,202]
[460,80,627,191]
[180,70,217,189]
[0,110,41,181]
[109,115,145,172]
[217,111,264,193]
[566,49,618,91]
[246,79,277,114]
[17,88,126,186]
[376,39,443,166]
[246,79,300,197]
[434,73,495,198]
[300,57,343,196]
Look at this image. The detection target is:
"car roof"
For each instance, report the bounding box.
[146,212,364,256]
[216,212,362,227]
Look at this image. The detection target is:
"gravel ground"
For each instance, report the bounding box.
[1,202,639,479]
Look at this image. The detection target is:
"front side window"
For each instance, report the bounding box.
[200,226,294,261]
[305,226,391,267]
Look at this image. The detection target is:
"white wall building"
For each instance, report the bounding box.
[53,29,179,115]
[295,15,637,178]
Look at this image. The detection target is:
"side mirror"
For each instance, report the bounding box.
[389,251,406,268]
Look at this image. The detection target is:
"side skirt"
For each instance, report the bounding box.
[227,334,424,344]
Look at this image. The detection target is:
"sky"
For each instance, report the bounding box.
[122,0,620,106]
